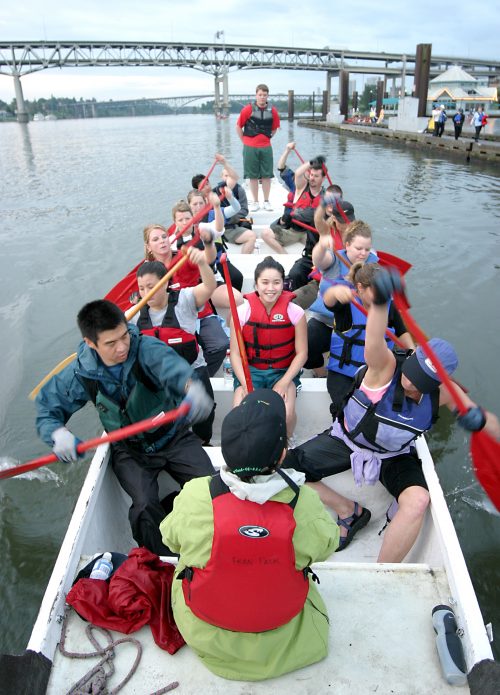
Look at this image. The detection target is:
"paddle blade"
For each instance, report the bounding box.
[104,261,142,311]
[470,430,500,512]
[377,250,412,276]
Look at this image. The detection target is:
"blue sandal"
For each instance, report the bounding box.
[336,502,371,551]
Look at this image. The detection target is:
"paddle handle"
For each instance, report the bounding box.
[219,254,253,393]
[392,293,468,415]
[197,157,218,196]
[0,404,190,481]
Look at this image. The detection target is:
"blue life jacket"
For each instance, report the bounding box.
[328,300,394,377]
[308,249,378,320]
[339,353,440,453]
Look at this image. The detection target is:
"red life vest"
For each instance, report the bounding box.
[137,291,199,364]
[181,474,310,632]
[242,291,296,369]
[291,184,322,215]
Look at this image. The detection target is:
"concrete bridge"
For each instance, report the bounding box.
[1,40,499,122]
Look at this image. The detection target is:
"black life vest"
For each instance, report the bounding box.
[180,472,311,632]
[137,291,199,365]
[243,103,274,139]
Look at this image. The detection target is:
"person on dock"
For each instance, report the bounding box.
[35,299,215,556]
[261,156,326,257]
[236,83,280,212]
[160,389,338,681]
[435,105,447,138]
[130,257,216,445]
[472,106,485,142]
[431,104,441,137]
[230,256,308,438]
[453,109,465,140]
[286,270,500,562]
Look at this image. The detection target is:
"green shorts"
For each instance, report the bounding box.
[233,366,302,391]
[223,225,250,243]
[243,144,274,180]
[270,221,306,247]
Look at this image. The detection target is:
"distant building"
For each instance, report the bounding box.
[427,66,497,112]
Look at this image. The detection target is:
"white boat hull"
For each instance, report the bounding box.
[22,180,495,693]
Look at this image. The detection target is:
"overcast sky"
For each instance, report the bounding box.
[1,1,499,103]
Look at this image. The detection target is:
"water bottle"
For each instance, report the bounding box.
[89,552,113,581]
[223,350,233,386]
[432,605,467,686]
[254,238,262,255]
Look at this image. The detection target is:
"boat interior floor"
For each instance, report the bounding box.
[47,561,463,695]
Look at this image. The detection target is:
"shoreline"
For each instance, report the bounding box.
[297,119,500,164]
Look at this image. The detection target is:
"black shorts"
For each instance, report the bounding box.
[286,431,428,500]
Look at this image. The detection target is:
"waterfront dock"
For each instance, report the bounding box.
[298,119,500,164]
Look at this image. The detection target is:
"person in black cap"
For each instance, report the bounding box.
[160,389,338,681]
[287,270,500,564]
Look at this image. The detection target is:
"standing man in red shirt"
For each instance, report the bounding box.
[236,84,280,212]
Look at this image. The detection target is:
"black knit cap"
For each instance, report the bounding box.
[221,389,287,478]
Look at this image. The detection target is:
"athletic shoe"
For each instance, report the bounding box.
[249,201,260,212]
[263,201,273,211]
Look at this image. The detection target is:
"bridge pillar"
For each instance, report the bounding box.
[222,72,229,116]
[13,74,29,123]
[322,90,329,119]
[214,75,221,116]
[339,70,349,117]
[325,70,336,103]
[376,80,384,116]
[288,90,295,120]
[413,43,432,117]
[214,73,229,117]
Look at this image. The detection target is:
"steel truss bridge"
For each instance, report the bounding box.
[1,41,499,79]
[2,41,498,122]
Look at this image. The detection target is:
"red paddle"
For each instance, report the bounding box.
[0,404,190,481]
[219,254,253,393]
[392,289,500,512]
[376,250,412,276]
[197,157,218,195]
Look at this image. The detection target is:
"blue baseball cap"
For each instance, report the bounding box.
[402,338,459,393]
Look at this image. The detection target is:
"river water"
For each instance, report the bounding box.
[0,114,499,659]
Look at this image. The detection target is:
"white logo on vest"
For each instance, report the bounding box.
[238,525,270,538]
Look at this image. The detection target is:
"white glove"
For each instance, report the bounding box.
[52,427,79,463]
[182,380,214,424]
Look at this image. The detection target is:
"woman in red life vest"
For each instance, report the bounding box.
[129,252,217,444]
[230,256,308,437]
[160,389,338,681]
[144,212,228,378]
